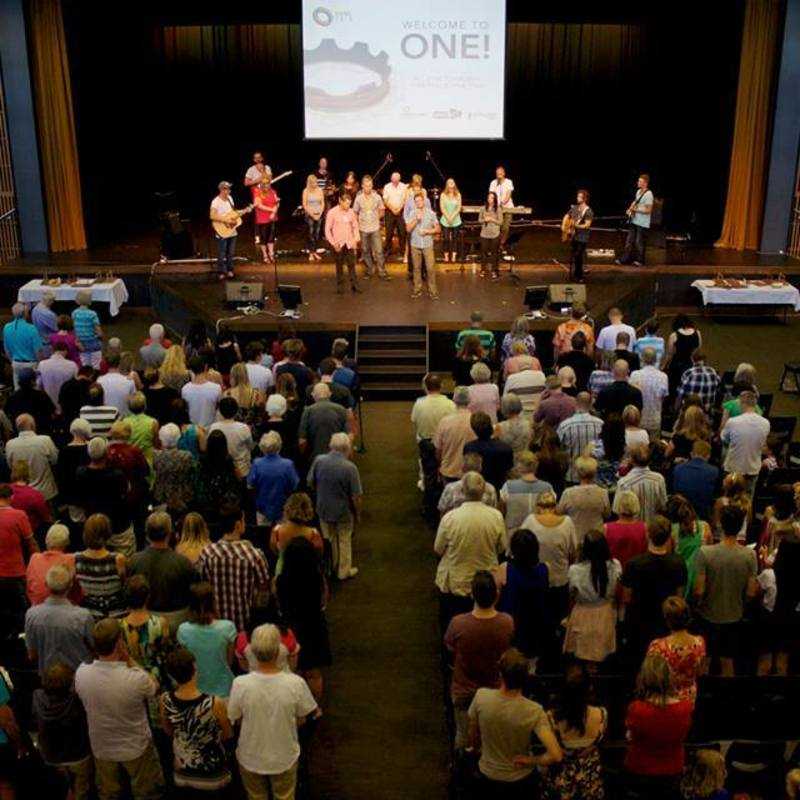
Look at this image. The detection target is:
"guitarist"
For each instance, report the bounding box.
[210,181,242,279]
[617,173,653,266]
[565,189,594,282]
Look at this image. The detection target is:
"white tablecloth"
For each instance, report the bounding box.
[17,279,129,317]
[692,279,800,310]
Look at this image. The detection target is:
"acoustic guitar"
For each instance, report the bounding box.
[212,204,254,238]
[561,213,576,242]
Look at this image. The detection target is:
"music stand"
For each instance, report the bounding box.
[502,230,524,283]
[278,284,303,319]
[524,285,549,319]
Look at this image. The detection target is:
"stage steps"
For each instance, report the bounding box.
[356,324,428,399]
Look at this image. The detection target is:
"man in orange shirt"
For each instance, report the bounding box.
[553,303,594,358]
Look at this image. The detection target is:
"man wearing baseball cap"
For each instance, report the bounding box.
[210,181,238,279]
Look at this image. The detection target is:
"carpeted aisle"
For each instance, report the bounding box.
[307,401,450,800]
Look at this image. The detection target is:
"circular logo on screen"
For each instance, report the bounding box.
[313,7,333,26]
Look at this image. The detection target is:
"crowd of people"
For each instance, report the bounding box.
[0,306,365,800]
[414,307,799,799]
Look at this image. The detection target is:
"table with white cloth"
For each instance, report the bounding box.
[17,279,130,317]
[692,279,800,315]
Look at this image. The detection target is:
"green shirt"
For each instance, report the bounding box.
[455,327,495,352]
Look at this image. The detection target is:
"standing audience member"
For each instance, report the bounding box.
[498,451,553,537]
[595,361,643,418]
[468,648,562,796]
[31,291,58,343]
[613,444,667,523]
[75,618,165,799]
[557,456,610,544]
[495,394,532,454]
[438,453,498,517]
[433,386,477,483]
[196,506,270,632]
[435,472,506,628]
[308,432,362,580]
[0,482,37,636]
[181,356,222,428]
[3,303,42,389]
[25,523,73,604]
[96,353,135,416]
[556,331,595,392]
[152,423,196,518]
[604,490,647,569]
[624,654,693,799]
[74,513,127,620]
[595,308,637,356]
[9,460,51,535]
[630,347,669,438]
[177,582,237,699]
[25,564,93,672]
[720,390,770,496]
[463,411,514,493]
[160,648,233,792]
[270,492,324,576]
[38,341,78,408]
[248,431,300,528]
[299,383,349,464]
[209,397,254,479]
[634,319,665,367]
[622,515,687,662]
[553,305,595,358]
[676,352,720,415]
[557,393,603,484]
[411,374,456,443]
[129,511,196,633]
[693,505,758,676]
[467,363,500,423]
[534,375,577,430]
[79,383,119,437]
[672,441,720,522]
[444,571,514,750]
[72,291,103,369]
[6,369,55,435]
[227,623,320,800]
[176,512,211,565]
[119,575,170,683]
[6,414,58,502]
[244,342,275,394]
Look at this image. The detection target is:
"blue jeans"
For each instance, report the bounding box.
[306,216,322,250]
[216,234,236,274]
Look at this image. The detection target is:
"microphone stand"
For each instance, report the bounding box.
[425,150,446,185]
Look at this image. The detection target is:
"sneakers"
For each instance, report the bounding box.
[339,568,358,580]
[429,292,440,300]
[411,290,422,299]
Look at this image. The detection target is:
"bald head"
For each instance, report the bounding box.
[15,414,35,432]
[613,360,630,380]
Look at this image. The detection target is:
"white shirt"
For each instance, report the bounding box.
[246,362,275,394]
[245,164,272,184]
[489,178,514,208]
[37,353,77,407]
[5,431,58,500]
[75,660,156,762]
[97,372,135,416]
[382,181,407,212]
[227,670,318,775]
[503,370,546,415]
[596,323,637,352]
[181,381,222,428]
[721,412,770,475]
[210,195,234,219]
[209,419,254,476]
[630,366,669,430]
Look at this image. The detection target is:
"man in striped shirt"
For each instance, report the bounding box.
[630,347,669,438]
[79,383,119,438]
[557,393,603,483]
[196,507,270,631]
[613,444,667,522]
[455,311,496,355]
[676,351,720,414]
[503,365,546,418]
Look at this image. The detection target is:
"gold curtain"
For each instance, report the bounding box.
[716,0,782,250]
[28,0,86,252]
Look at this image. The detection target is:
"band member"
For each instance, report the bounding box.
[252,176,279,264]
[209,181,242,280]
[382,171,408,259]
[404,175,431,280]
[302,174,325,262]
[324,190,363,294]
[243,151,272,188]
[353,175,390,280]
[342,171,360,203]
[617,173,653,266]
[566,189,594,281]
[405,192,440,300]
[479,191,502,279]
[314,157,335,206]
[439,178,462,263]
[488,165,515,247]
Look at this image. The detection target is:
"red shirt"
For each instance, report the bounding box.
[25,550,77,605]
[605,520,648,569]
[253,187,278,224]
[624,699,693,776]
[10,484,51,534]
[0,505,34,578]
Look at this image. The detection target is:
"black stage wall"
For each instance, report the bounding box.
[60,1,745,247]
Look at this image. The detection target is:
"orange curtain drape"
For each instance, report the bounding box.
[28,0,86,252]
[716,0,783,250]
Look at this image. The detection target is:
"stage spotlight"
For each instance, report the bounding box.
[523,285,549,319]
[278,284,303,319]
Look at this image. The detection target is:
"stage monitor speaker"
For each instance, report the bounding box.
[225,281,263,306]
[547,284,587,307]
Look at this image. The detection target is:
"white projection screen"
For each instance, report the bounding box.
[302,0,506,139]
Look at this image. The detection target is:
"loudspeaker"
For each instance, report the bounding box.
[547,284,587,306]
[225,281,263,306]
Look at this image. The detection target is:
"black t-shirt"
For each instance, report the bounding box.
[556,351,595,392]
[6,388,55,435]
[59,377,92,425]
[128,547,198,612]
[74,465,131,533]
[623,551,688,638]
[595,381,643,418]
[276,363,315,404]
[144,386,180,426]
[613,349,641,373]
[463,438,514,492]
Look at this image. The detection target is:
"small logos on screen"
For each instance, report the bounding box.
[313,6,353,26]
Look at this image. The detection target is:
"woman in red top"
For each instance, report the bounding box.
[604,489,648,569]
[252,177,279,264]
[624,653,694,798]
